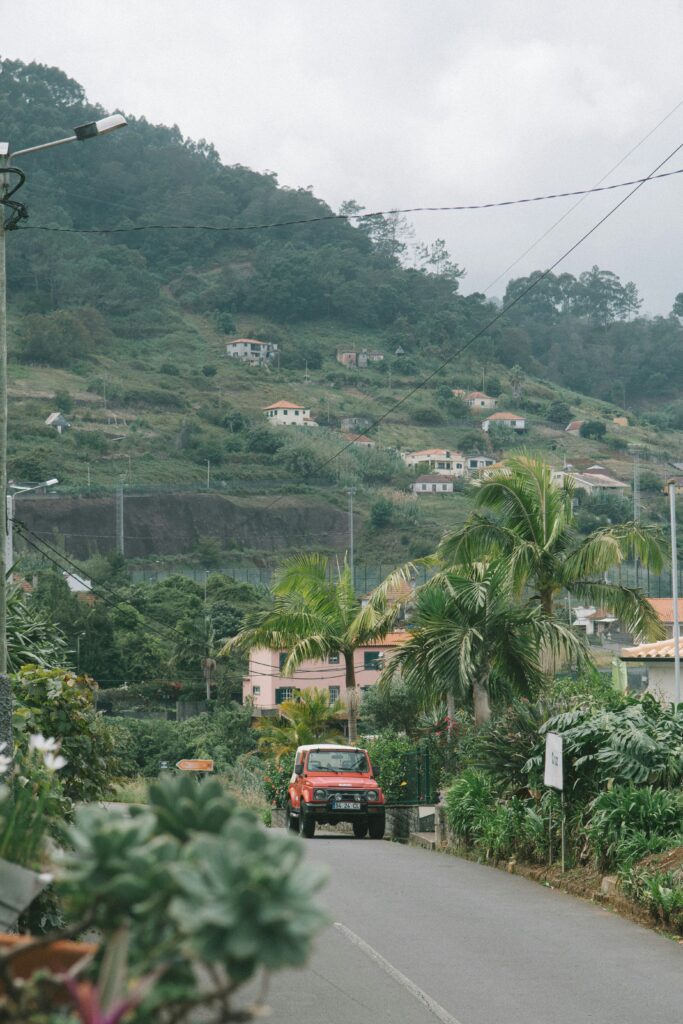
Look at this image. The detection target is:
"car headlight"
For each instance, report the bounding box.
[366,790,378,801]
[314,789,327,800]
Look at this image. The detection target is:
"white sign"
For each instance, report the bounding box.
[544,732,564,790]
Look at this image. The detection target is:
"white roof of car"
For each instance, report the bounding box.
[295,744,359,753]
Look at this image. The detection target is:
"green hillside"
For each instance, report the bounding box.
[2,57,682,568]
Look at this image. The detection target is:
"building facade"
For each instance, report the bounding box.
[263,400,317,426]
[226,339,278,365]
[243,631,408,708]
[403,448,465,476]
[411,475,455,494]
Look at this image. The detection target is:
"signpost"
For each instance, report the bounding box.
[544,732,565,872]
[176,759,214,773]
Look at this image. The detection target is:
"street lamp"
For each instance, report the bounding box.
[0,115,126,754]
[6,478,59,568]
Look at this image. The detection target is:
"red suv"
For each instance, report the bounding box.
[286,744,385,839]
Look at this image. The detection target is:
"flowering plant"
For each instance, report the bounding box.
[0,734,69,870]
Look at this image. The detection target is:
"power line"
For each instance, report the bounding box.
[259,139,683,512]
[15,165,683,236]
[484,95,683,293]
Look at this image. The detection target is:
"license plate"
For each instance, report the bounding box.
[334,801,361,811]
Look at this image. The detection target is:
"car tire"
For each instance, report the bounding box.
[286,802,299,832]
[368,816,385,840]
[353,820,368,838]
[299,801,315,838]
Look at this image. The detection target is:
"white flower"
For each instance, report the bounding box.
[42,752,67,772]
[0,754,11,775]
[29,734,60,754]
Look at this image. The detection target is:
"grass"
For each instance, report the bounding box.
[110,771,271,824]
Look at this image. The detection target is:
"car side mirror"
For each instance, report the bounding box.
[372,767,380,781]
[294,763,303,775]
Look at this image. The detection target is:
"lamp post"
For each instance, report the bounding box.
[667,479,681,705]
[346,487,356,590]
[6,477,59,568]
[0,114,126,754]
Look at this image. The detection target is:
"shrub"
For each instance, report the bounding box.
[364,732,415,803]
[622,861,683,934]
[444,768,496,845]
[370,497,393,528]
[586,785,683,871]
[12,666,118,801]
[202,364,217,376]
[579,420,606,440]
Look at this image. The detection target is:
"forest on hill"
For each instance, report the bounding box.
[2,55,683,421]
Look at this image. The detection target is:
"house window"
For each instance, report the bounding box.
[329,686,340,704]
[283,409,288,415]
[275,687,293,704]
[294,410,300,416]
[252,686,261,697]
[328,654,340,664]
[432,485,437,492]
[279,652,288,671]
[364,651,382,671]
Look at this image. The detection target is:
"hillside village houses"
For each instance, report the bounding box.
[336,348,384,368]
[551,467,629,496]
[45,411,70,434]
[263,400,318,426]
[482,411,526,432]
[463,391,497,410]
[412,475,456,495]
[342,433,375,448]
[402,448,466,476]
[618,637,683,705]
[565,419,585,435]
[243,630,409,709]
[226,338,278,365]
[341,415,371,432]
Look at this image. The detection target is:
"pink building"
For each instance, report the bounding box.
[242,631,409,708]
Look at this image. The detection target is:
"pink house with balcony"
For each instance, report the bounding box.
[242,631,409,709]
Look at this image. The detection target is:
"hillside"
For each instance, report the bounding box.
[3,57,683,570]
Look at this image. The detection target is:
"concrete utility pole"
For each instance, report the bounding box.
[346,487,356,589]
[116,481,125,556]
[668,480,681,704]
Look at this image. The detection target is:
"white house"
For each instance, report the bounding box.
[572,605,618,637]
[45,412,70,434]
[482,412,526,432]
[402,448,466,476]
[464,391,497,410]
[263,400,317,426]
[466,454,495,472]
[226,338,278,365]
[552,469,629,496]
[565,419,585,435]
[411,475,455,494]
[619,637,683,704]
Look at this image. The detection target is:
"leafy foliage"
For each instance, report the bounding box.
[585,785,683,871]
[254,688,344,760]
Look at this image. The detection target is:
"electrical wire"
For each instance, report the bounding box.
[258,139,683,511]
[483,95,683,293]
[15,165,683,235]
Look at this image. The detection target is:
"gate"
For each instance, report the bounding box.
[394,748,433,804]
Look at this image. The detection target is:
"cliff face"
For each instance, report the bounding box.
[15,493,350,560]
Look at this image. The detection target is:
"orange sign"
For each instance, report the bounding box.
[176,759,214,772]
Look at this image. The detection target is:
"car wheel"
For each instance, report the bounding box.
[286,802,299,832]
[368,816,385,840]
[299,801,315,838]
[353,820,368,838]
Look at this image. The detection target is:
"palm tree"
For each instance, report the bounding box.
[254,688,344,761]
[222,553,398,742]
[439,455,664,638]
[380,560,585,726]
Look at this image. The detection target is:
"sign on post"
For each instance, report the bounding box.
[176,759,214,772]
[543,732,563,791]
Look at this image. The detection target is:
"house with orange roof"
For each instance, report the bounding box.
[645,599,683,639]
[242,630,409,710]
[402,448,466,476]
[263,400,317,427]
[482,412,526,432]
[342,433,375,448]
[619,637,683,704]
[565,419,585,435]
[464,391,497,410]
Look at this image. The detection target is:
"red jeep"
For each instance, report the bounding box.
[286,744,385,839]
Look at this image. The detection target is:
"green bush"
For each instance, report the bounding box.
[364,732,415,802]
[444,768,496,845]
[586,785,683,871]
[622,865,683,934]
[12,666,118,801]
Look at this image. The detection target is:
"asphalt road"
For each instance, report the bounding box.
[246,832,683,1024]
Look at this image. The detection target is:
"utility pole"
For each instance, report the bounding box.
[346,487,356,590]
[668,480,681,705]
[116,480,124,556]
[206,459,211,490]
[630,446,641,522]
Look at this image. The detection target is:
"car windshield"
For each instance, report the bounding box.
[306,750,369,772]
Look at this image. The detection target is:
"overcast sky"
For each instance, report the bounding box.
[8,1,683,312]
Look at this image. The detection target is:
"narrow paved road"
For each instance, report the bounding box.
[248,833,682,1024]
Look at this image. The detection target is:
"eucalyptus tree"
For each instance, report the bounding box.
[439,455,664,638]
[222,553,398,742]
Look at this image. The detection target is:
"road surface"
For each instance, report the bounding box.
[247,832,682,1024]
